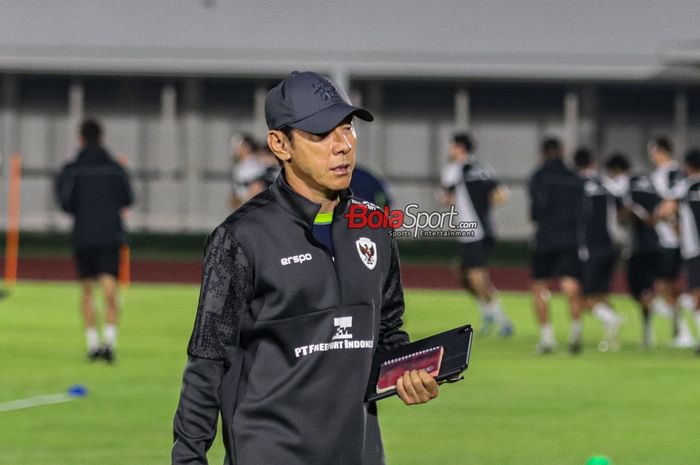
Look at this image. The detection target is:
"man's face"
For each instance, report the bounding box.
[606,168,623,179]
[448,143,468,162]
[648,143,668,166]
[286,116,356,195]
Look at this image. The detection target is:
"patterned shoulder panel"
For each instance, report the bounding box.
[188,226,254,361]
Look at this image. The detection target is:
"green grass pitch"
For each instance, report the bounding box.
[0,281,698,465]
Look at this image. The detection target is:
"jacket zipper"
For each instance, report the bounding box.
[306,228,343,305]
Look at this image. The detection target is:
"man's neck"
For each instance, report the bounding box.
[317,196,340,213]
[284,172,340,213]
[656,158,674,169]
[451,153,469,164]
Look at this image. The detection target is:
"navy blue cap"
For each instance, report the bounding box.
[265,71,374,134]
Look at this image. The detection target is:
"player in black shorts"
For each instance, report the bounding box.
[621,160,663,346]
[656,148,700,353]
[529,138,586,353]
[56,119,134,362]
[574,149,626,351]
[646,137,695,347]
[441,133,513,336]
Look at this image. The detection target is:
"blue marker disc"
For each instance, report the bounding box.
[67,384,88,397]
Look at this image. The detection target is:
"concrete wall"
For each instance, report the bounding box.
[4,76,700,239]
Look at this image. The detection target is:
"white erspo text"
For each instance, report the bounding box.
[281,253,313,266]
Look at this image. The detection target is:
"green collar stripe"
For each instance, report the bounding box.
[314,212,334,224]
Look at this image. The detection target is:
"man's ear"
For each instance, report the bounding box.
[267,130,291,163]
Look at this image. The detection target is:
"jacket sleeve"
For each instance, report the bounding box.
[118,165,134,208]
[528,172,539,222]
[55,165,76,214]
[172,226,253,465]
[377,237,410,352]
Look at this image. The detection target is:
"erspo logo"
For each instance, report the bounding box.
[281,253,313,266]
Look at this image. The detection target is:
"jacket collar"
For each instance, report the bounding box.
[271,170,352,229]
[540,158,569,173]
[77,145,110,164]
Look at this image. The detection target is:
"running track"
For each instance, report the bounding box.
[1,257,631,292]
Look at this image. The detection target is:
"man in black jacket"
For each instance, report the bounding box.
[529,137,586,354]
[56,118,133,363]
[172,71,438,465]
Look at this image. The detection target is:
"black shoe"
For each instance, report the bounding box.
[101,345,116,364]
[569,339,583,355]
[87,348,102,362]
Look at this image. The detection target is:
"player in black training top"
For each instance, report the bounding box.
[645,137,694,347]
[654,148,700,354]
[528,137,586,354]
[440,133,513,337]
[602,153,656,346]
[573,148,626,351]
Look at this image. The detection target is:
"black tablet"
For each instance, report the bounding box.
[365,325,473,402]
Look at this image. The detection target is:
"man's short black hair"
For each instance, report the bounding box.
[541,137,563,159]
[80,118,103,146]
[605,153,631,172]
[685,148,700,171]
[280,126,294,145]
[452,133,475,153]
[573,148,593,169]
[649,136,673,155]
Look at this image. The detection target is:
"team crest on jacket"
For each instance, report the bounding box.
[355,237,377,270]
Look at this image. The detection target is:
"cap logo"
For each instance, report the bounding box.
[312,78,342,103]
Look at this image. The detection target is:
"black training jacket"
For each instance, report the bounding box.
[529,158,586,251]
[172,173,409,465]
[55,146,133,249]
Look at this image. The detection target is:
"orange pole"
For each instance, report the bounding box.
[117,154,131,288]
[119,243,130,288]
[4,153,21,287]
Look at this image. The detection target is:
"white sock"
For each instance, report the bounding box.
[86,327,99,352]
[677,318,694,340]
[651,296,674,319]
[103,324,117,348]
[486,299,509,325]
[476,299,491,317]
[678,293,696,313]
[540,324,555,345]
[592,302,618,326]
[570,320,583,340]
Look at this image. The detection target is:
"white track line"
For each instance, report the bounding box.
[0,393,75,412]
